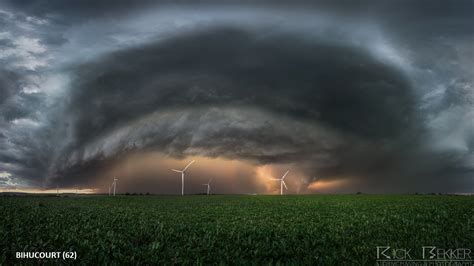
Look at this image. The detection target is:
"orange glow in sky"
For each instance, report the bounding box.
[307,179,348,193]
[0,152,349,194]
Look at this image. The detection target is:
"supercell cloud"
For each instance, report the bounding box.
[0,0,472,193]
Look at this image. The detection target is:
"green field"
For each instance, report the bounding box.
[1,195,473,264]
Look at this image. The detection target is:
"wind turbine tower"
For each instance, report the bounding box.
[171,160,195,196]
[270,170,290,195]
[111,177,118,196]
[202,178,213,195]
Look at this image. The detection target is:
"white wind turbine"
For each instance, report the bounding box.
[270,170,290,195]
[202,178,213,195]
[111,177,118,196]
[171,160,195,196]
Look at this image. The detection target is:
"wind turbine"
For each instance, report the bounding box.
[269,170,290,195]
[111,177,118,196]
[202,178,213,195]
[171,160,195,196]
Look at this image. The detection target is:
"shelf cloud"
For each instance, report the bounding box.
[0,0,472,193]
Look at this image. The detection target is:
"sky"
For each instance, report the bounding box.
[0,0,472,194]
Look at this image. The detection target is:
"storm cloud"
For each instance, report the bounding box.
[0,0,472,193]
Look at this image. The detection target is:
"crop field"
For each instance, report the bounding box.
[1,195,473,264]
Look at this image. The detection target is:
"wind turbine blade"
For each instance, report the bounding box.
[208,178,213,184]
[281,170,290,180]
[171,169,182,173]
[282,180,288,190]
[182,160,195,171]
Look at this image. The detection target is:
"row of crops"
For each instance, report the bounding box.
[1,195,473,264]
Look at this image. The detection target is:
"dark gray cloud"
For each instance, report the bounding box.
[0,0,472,193]
[69,27,416,142]
[49,27,435,191]
[3,0,472,19]
[0,70,19,105]
[1,0,158,19]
